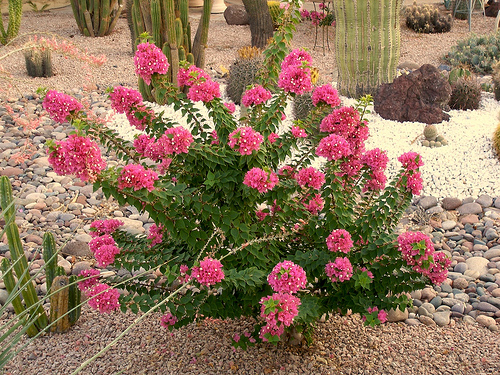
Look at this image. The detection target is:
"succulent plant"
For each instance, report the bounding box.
[449,77,482,110]
[24,47,53,78]
[444,34,500,75]
[293,92,314,121]
[493,122,500,160]
[492,61,500,101]
[0,0,23,45]
[423,124,438,141]
[404,2,451,34]
[226,47,264,105]
[70,0,124,37]
[421,124,448,147]
[268,1,284,28]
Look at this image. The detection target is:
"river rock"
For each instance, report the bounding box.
[466,257,489,277]
[457,203,483,215]
[433,311,451,326]
[476,315,497,327]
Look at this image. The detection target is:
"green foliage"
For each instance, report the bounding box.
[448,77,482,110]
[69,0,124,37]
[444,34,500,75]
[0,0,23,45]
[405,2,451,33]
[268,1,285,28]
[41,0,445,347]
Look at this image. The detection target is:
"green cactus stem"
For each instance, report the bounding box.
[333,0,402,98]
[42,232,58,296]
[0,258,39,337]
[70,0,123,37]
[0,176,49,332]
[24,47,54,78]
[0,0,23,45]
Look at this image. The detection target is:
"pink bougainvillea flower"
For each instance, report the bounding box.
[191,257,225,286]
[147,223,165,246]
[160,312,178,328]
[86,283,121,313]
[118,164,158,192]
[241,85,272,106]
[43,90,83,123]
[259,292,301,342]
[325,257,353,282]
[312,84,341,107]
[316,134,351,161]
[47,134,106,182]
[361,148,389,172]
[89,234,121,268]
[267,260,307,294]
[109,86,143,114]
[291,126,307,138]
[158,126,194,155]
[296,167,325,190]
[177,65,211,87]
[228,127,264,155]
[243,167,279,193]
[187,80,221,102]
[326,229,353,253]
[398,151,424,171]
[303,193,324,215]
[89,219,124,237]
[134,42,169,85]
[77,269,100,292]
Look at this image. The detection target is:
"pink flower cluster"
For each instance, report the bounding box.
[228,127,264,155]
[86,283,121,313]
[43,90,83,123]
[256,209,269,221]
[267,261,307,294]
[398,152,424,195]
[89,234,121,268]
[224,102,236,113]
[159,126,194,154]
[278,165,296,179]
[187,80,221,102]
[243,167,279,193]
[177,65,211,86]
[291,126,307,138]
[278,49,313,95]
[77,269,100,292]
[312,84,340,107]
[296,167,325,190]
[241,85,272,107]
[192,257,225,286]
[160,312,178,328]
[361,148,389,192]
[47,134,106,182]
[326,229,353,253]
[147,223,164,246]
[316,134,351,161]
[325,257,353,282]
[268,132,279,144]
[118,164,158,192]
[303,193,324,215]
[109,86,154,131]
[363,307,388,324]
[89,219,124,237]
[397,231,450,284]
[259,293,301,341]
[134,42,170,85]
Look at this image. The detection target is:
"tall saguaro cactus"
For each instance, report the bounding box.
[333,0,402,98]
[0,0,23,45]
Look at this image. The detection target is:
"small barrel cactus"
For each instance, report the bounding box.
[293,92,314,121]
[421,124,448,147]
[493,122,500,160]
[24,47,54,78]
[405,2,451,33]
[449,77,482,111]
[423,124,438,141]
[226,47,264,105]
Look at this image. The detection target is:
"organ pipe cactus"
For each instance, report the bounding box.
[70,0,124,37]
[127,0,212,100]
[0,0,23,45]
[333,0,402,98]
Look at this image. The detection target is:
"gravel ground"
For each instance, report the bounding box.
[1,5,500,375]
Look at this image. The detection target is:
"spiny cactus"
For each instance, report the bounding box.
[492,61,500,101]
[293,92,314,121]
[226,47,264,105]
[268,1,284,28]
[24,47,54,78]
[0,0,23,45]
[493,122,500,160]
[449,77,482,111]
[70,0,124,37]
[405,2,451,34]
[444,34,500,75]
[423,124,438,141]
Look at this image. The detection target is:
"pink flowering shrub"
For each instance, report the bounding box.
[134,42,170,85]
[241,85,272,107]
[43,6,448,346]
[85,283,121,313]
[43,90,83,123]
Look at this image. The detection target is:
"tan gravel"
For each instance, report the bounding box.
[1,5,500,375]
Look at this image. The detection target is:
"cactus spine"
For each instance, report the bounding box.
[333,0,402,98]
[0,0,23,45]
[70,0,123,37]
[0,176,49,334]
